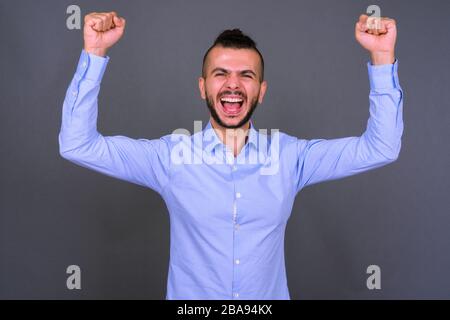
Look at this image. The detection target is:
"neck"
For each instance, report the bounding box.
[210,117,250,157]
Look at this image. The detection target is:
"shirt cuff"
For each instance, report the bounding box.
[74,50,110,82]
[367,59,400,90]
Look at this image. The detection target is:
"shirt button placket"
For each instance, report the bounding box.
[231,161,241,299]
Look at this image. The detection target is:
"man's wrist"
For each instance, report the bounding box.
[370,51,395,65]
[76,50,110,82]
[84,47,108,57]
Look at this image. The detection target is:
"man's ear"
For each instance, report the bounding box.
[258,80,268,104]
[198,77,206,100]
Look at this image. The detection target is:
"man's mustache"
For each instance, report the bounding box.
[219,91,246,98]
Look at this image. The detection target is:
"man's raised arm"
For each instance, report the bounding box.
[59,12,171,194]
[295,14,404,191]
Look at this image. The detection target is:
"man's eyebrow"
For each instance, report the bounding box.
[211,68,257,76]
[210,67,228,74]
[240,70,257,76]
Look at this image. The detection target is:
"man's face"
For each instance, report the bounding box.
[199,46,267,129]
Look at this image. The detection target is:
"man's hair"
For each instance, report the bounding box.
[202,28,265,82]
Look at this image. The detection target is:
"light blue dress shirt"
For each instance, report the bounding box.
[59,50,403,300]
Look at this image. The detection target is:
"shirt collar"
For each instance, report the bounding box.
[202,119,259,153]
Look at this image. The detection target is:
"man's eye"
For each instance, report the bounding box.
[215,73,225,76]
[243,74,253,78]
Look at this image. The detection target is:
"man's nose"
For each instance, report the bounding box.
[225,73,240,89]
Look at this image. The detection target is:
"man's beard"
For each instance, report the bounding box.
[205,91,259,129]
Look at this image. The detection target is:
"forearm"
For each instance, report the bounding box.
[59,50,109,155]
[360,59,404,161]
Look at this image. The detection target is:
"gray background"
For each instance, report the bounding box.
[1,0,449,299]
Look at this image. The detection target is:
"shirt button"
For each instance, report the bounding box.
[232,165,237,171]
[234,224,240,231]
[235,259,240,265]
[82,61,87,68]
[236,192,241,198]
[234,293,239,298]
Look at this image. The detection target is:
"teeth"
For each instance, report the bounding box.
[220,97,243,103]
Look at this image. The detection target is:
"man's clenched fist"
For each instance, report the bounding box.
[84,12,126,57]
[355,14,397,65]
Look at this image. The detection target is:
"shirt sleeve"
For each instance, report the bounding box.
[294,60,404,192]
[58,50,171,194]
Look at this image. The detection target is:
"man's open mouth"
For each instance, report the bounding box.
[219,96,244,115]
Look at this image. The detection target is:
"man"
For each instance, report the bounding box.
[59,11,403,299]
